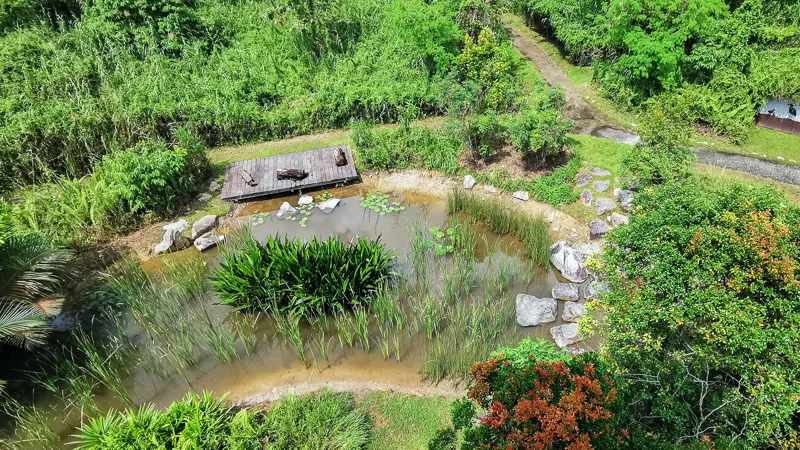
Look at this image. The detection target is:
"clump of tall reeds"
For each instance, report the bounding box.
[447,188,550,267]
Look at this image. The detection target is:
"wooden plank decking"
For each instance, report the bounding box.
[221,145,359,201]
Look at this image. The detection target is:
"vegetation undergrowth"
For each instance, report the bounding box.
[73,390,370,449]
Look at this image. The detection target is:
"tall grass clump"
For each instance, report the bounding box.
[447,188,550,267]
[211,232,395,314]
[72,390,370,449]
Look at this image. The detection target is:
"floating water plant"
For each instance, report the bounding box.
[423,226,460,256]
[248,212,270,226]
[359,193,406,215]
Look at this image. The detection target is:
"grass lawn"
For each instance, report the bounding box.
[691,127,800,166]
[694,163,800,204]
[358,392,456,450]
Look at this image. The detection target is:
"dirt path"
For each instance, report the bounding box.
[506,19,800,186]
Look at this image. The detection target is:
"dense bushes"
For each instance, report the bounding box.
[439,339,626,449]
[513,0,800,141]
[210,233,394,314]
[0,0,463,187]
[74,390,370,449]
[6,136,209,245]
[595,178,800,447]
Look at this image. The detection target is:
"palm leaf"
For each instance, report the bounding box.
[0,300,51,349]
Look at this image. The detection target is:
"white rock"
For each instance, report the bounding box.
[611,212,629,227]
[155,219,188,255]
[197,193,212,202]
[463,175,476,190]
[512,191,529,201]
[298,195,313,205]
[208,181,221,191]
[562,302,584,322]
[595,198,616,215]
[778,156,786,161]
[552,283,580,300]
[550,323,581,348]
[613,187,621,197]
[483,185,497,193]
[549,241,588,283]
[516,294,558,327]
[318,198,340,213]
[277,202,298,218]
[194,232,224,252]
[191,214,218,239]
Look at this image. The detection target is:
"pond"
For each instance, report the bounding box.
[33,183,597,448]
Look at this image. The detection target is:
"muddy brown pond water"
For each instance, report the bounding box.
[35,184,596,447]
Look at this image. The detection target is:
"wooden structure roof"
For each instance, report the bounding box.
[221,145,358,201]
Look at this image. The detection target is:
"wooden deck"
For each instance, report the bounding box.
[221,145,359,201]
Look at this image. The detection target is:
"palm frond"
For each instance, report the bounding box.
[0,233,72,304]
[0,300,51,349]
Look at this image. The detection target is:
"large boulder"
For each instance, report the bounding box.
[549,241,588,283]
[277,202,298,218]
[318,198,340,213]
[512,191,529,201]
[463,175,476,190]
[191,214,218,239]
[516,294,557,327]
[550,323,581,348]
[562,301,584,322]
[154,219,188,255]
[580,189,593,206]
[589,219,611,240]
[194,232,224,252]
[552,283,580,300]
[595,197,616,215]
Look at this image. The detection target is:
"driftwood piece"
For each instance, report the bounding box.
[335,147,347,167]
[277,168,308,181]
[241,169,258,187]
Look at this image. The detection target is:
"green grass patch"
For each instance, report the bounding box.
[570,134,628,178]
[694,163,800,205]
[692,127,800,166]
[359,393,455,450]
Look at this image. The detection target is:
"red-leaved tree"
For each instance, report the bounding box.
[461,347,627,450]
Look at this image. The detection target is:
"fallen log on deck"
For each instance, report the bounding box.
[277,168,309,181]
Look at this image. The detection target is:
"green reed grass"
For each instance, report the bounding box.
[353,305,370,351]
[447,188,550,267]
[273,310,307,367]
[73,331,133,407]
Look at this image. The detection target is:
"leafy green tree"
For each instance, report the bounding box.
[594,178,800,447]
[600,0,729,99]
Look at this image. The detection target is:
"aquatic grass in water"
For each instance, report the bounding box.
[447,188,550,267]
[211,233,395,314]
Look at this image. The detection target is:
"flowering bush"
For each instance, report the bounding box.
[457,341,626,450]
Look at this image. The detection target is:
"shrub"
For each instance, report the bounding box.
[491,337,569,366]
[74,390,370,449]
[621,102,694,188]
[454,28,519,112]
[458,341,627,449]
[596,178,800,447]
[507,108,573,167]
[427,427,457,450]
[210,233,395,313]
[464,111,503,159]
[450,399,475,431]
[352,122,464,175]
